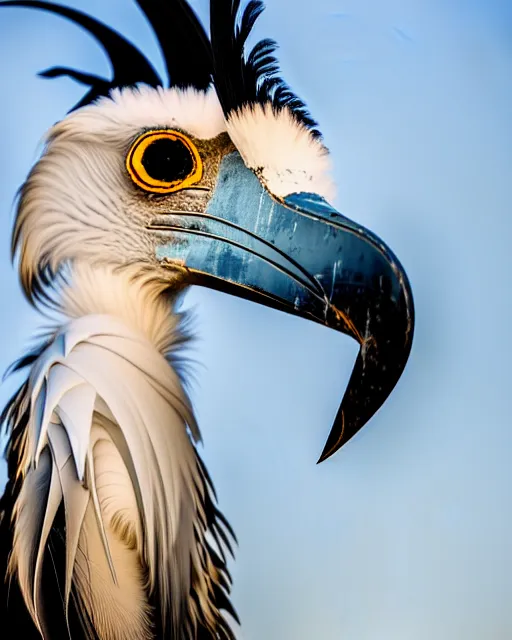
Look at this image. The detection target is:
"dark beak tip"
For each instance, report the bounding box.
[316,435,346,464]
[316,451,332,465]
[314,321,415,465]
[315,411,347,464]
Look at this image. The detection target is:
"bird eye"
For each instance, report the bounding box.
[126,129,202,194]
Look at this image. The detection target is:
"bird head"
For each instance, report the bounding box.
[2,0,415,462]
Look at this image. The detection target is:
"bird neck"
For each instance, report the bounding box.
[6,260,236,637]
[58,262,183,354]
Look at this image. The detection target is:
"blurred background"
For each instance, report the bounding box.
[0,1,511,638]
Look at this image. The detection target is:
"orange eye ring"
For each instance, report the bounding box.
[126,129,203,194]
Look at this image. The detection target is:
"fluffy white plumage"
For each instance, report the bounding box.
[55,86,227,143]
[8,264,223,639]
[15,88,333,302]
[226,102,335,201]
[60,87,334,204]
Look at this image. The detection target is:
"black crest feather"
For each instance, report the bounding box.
[134,0,213,90]
[0,0,321,134]
[210,0,320,135]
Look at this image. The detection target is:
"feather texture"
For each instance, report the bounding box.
[1,0,322,138]
[2,265,236,639]
[134,0,213,90]
[210,0,321,135]
[225,102,334,200]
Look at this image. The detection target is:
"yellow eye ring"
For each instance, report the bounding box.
[126,129,203,194]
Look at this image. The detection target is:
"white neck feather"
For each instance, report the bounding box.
[59,262,183,355]
[9,261,217,638]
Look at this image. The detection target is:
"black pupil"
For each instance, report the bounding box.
[141,137,194,183]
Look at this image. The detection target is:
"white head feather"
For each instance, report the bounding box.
[13,85,334,303]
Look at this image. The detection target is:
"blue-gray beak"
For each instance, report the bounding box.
[153,152,415,462]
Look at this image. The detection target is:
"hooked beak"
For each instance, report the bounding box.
[150,152,414,462]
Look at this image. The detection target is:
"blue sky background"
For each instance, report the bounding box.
[0,1,511,638]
